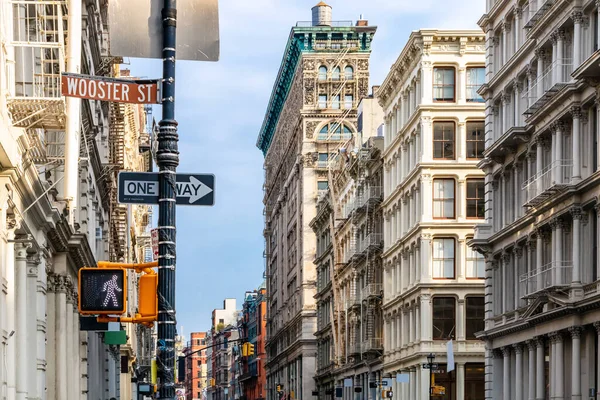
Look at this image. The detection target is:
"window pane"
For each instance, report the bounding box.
[433,297,456,340]
[433,122,455,159]
[432,238,455,278]
[466,67,485,102]
[466,244,485,278]
[318,181,328,191]
[332,67,340,80]
[466,179,485,218]
[466,297,484,339]
[344,95,353,109]
[433,67,455,101]
[466,121,485,159]
[345,66,353,80]
[318,95,327,108]
[332,95,340,109]
[433,179,455,218]
[318,66,327,81]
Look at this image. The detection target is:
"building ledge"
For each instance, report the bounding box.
[572,49,600,82]
[484,125,530,161]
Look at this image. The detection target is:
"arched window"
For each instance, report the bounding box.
[344,66,354,80]
[317,123,353,140]
[318,66,327,81]
[332,66,341,81]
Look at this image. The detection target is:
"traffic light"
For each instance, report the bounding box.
[276,384,283,393]
[247,342,255,356]
[138,273,158,317]
[241,343,247,357]
[210,378,216,387]
[78,268,126,315]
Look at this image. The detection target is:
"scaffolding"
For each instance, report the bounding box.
[8,0,68,129]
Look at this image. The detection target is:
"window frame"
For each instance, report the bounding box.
[344,65,354,80]
[433,66,456,102]
[466,66,486,103]
[433,121,456,160]
[432,237,456,279]
[432,296,456,340]
[332,66,341,81]
[465,241,485,279]
[466,121,485,160]
[432,178,456,219]
[466,178,485,219]
[344,94,353,109]
[318,66,327,81]
[465,296,485,339]
[318,94,327,109]
[332,94,340,109]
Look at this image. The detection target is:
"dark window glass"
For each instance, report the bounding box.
[466,121,485,159]
[466,297,485,339]
[466,179,485,219]
[432,297,456,340]
[465,363,485,400]
[433,67,455,101]
[433,122,455,159]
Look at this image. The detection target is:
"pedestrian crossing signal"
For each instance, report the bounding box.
[78,268,127,315]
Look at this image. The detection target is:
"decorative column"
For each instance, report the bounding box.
[457,299,465,341]
[66,283,76,400]
[458,67,466,103]
[458,179,466,220]
[402,251,409,292]
[54,275,68,400]
[556,30,565,82]
[572,106,582,181]
[421,117,433,163]
[73,293,82,400]
[536,137,544,196]
[422,174,432,222]
[514,8,522,49]
[527,341,536,400]
[37,261,49,400]
[553,332,565,400]
[536,229,544,292]
[572,10,583,67]
[503,346,511,400]
[502,92,511,135]
[420,294,431,342]
[527,239,535,301]
[515,247,523,308]
[535,49,545,100]
[421,234,431,283]
[554,121,564,183]
[570,327,582,400]
[501,170,508,228]
[571,207,582,286]
[514,81,522,126]
[484,256,495,330]
[501,251,510,313]
[514,161,521,220]
[26,253,40,399]
[15,241,30,400]
[535,337,545,400]
[554,218,564,285]
[551,33,558,84]
[502,22,508,65]
[514,344,523,400]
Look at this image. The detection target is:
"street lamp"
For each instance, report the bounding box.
[426,353,435,400]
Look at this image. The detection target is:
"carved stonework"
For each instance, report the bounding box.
[358,78,369,99]
[305,121,319,139]
[357,59,369,71]
[304,78,315,106]
[303,59,315,71]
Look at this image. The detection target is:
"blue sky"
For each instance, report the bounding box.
[128,0,483,337]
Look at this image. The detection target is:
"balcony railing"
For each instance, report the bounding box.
[317,132,352,141]
[524,0,555,29]
[520,261,572,297]
[361,283,382,300]
[523,160,572,206]
[343,244,356,264]
[361,338,383,353]
[356,186,383,210]
[346,293,361,309]
[524,59,572,114]
[342,200,355,219]
[313,39,361,51]
[358,233,383,255]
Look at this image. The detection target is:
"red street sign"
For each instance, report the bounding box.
[61,72,160,104]
[151,228,158,261]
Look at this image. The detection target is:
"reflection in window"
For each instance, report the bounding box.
[466,121,485,159]
[433,179,455,219]
[433,122,456,159]
[466,243,485,279]
[317,124,353,141]
[318,66,327,81]
[432,238,455,279]
[318,94,327,108]
[332,66,341,80]
[344,66,354,80]
[344,94,353,109]
[466,179,485,219]
[432,297,456,339]
[332,95,340,109]
[433,67,456,101]
[466,67,485,102]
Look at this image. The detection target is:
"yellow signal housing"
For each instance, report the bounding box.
[247,342,255,356]
[241,343,248,357]
[210,378,215,387]
[139,274,158,317]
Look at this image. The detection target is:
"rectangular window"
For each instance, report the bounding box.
[433,67,455,102]
[344,94,353,109]
[432,238,455,279]
[318,181,329,191]
[466,297,485,339]
[332,95,340,109]
[432,297,456,340]
[433,179,455,219]
[466,67,485,102]
[433,122,455,159]
[318,94,327,108]
[466,121,485,159]
[466,244,485,279]
[466,179,485,219]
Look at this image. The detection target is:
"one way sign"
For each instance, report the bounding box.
[118,172,215,206]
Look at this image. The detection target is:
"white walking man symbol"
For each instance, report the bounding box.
[102,274,123,307]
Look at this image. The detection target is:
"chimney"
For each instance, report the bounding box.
[356,14,368,26]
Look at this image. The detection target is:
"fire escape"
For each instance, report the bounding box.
[108,98,127,260]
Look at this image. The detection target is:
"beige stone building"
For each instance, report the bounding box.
[377,29,487,399]
[473,1,600,399]
[257,3,376,399]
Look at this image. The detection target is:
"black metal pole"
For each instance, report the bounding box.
[156,0,178,398]
[428,364,432,400]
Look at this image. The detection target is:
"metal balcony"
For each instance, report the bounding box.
[342,200,356,219]
[361,338,383,353]
[356,186,383,211]
[343,244,356,264]
[522,160,572,207]
[524,59,572,115]
[524,0,555,29]
[520,261,573,298]
[358,233,383,255]
[346,293,361,309]
[361,283,383,300]
[348,341,361,355]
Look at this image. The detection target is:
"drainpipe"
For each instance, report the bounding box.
[64,0,82,225]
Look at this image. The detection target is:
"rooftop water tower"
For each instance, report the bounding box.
[311,1,332,26]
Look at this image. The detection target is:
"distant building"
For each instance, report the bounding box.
[257,3,376,399]
[184,332,209,400]
[238,286,268,400]
[207,299,239,400]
